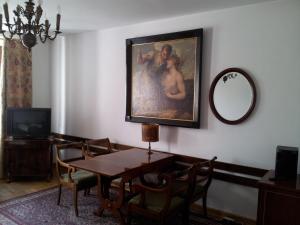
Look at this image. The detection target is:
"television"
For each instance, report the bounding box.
[6,108,51,139]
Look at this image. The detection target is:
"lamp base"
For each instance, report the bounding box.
[148,142,153,155]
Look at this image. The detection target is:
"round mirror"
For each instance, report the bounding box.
[209,68,256,125]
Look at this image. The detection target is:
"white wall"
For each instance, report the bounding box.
[32,42,51,108]
[50,0,300,219]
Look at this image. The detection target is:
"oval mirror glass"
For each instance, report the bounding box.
[209,68,256,125]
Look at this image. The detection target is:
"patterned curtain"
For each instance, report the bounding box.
[5,40,32,107]
[0,45,3,178]
[0,40,32,178]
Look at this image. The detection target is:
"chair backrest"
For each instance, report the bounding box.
[129,163,195,216]
[190,156,217,201]
[85,138,112,156]
[55,142,85,178]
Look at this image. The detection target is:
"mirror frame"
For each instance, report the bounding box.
[209,68,257,125]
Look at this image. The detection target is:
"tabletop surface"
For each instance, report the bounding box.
[69,148,174,177]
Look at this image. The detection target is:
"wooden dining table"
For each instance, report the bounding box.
[69,148,174,224]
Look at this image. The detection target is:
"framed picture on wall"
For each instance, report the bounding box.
[125,29,203,128]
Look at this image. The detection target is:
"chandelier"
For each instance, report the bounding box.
[0,0,61,51]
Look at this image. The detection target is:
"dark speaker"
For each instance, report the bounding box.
[275,146,298,180]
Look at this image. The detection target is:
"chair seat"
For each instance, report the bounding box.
[174,179,205,199]
[62,170,97,189]
[129,192,184,213]
[194,183,205,195]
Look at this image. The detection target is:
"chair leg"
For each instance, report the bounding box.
[57,184,62,205]
[182,206,190,225]
[73,188,79,217]
[159,216,166,225]
[127,213,132,225]
[114,209,125,225]
[203,193,208,218]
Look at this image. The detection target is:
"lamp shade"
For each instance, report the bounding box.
[142,123,159,142]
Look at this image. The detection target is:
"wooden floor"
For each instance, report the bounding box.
[0,175,58,202]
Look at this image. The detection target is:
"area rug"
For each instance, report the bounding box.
[0,187,223,225]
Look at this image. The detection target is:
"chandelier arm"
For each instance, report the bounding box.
[6,24,18,36]
[39,32,48,43]
[47,31,60,41]
[1,31,14,40]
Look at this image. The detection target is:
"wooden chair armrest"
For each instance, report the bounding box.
[56,157,75,182]
[56,157,74,170]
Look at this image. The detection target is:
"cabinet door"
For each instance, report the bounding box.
[6,141,51,177]
[34,142,51,175]
[9,145,35,176]
[262,190,300,225]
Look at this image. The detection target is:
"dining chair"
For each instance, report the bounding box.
[186,156,217,218]
[55,142,98,216]
[85,138,131,191]
[127,163,195,225]
[84,138,113,158]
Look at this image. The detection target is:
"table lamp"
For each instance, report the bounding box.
[142,123,159,154]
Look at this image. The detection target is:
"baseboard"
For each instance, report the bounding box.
[191,203,256,225]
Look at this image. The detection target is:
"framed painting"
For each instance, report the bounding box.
[125,29,203,128]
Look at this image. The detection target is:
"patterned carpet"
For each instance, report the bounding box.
[0,187,223,225]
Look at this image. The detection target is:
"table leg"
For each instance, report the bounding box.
[94,175,117,217]
[94,175,126,225]
[94,174,105,217]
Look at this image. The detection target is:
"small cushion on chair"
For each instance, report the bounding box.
[111,177,139,192]
[142,173,163,186]
[62,170,97,189]
[111,177,122,186]
[129,192,184,213]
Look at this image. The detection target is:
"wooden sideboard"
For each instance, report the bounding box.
[257,170,300,225]
[4,138,52,182]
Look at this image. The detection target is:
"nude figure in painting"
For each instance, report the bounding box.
[161,54,186,100]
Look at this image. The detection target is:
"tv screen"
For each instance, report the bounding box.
[6,108,51,139]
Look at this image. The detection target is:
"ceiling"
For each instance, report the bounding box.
[7,0,276,33]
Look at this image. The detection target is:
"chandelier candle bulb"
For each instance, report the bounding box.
[45,19,49,28]
[16,5,21,13]
[35,5,42,23]
[56,13,60,31]
[3,2,9,22]
[0,14,2,31]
